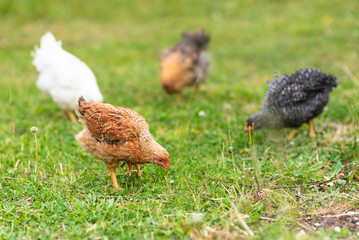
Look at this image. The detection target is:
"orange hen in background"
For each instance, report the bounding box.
[159,29,210,96]
[75,97,170,189]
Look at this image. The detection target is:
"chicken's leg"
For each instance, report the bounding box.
[194,84,201,100]
[135,164,141,177]
[109,171,120,190]
[195,82,200,93]
[308,119,316,140]
[68,111,78,123]
[287,128,299,140]
[61,110,67,119]
[121,162,140,176]
[176,94,182,102]
[128,162,133,175]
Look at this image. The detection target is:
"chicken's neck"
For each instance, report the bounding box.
[140,136,166,163]
[258,110,284,129]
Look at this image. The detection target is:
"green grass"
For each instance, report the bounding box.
[1,0,359,239]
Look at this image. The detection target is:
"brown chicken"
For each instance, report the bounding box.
[159,29,211,95]
[75,97,170,189]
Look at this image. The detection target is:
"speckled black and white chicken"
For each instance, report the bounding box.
[159,29,210,95]
[245,68,338,140]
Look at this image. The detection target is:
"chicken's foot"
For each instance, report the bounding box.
[287,128,299,140]
[68,111,78,123]
[308,120,316,140]
[109,171,120,190]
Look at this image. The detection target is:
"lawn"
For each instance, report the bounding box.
[1,0,359,239]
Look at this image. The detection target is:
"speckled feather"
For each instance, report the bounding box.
[248,68,337,129]
[76,97,169,172]
[159,29,211,93]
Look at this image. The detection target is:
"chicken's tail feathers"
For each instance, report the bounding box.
[182,29,210,51]
[267,71,279,86]
[273,71,279,81]
[78,96,86,104]
[76,96,87,122]
[77,96,87,111]
[32,32,62,69]
[324,73,338,91]
[31,46,39,58]
[40,32,62,49]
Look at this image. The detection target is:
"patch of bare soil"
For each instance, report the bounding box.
[190,225,246,240]
[324,122,356,143]
[303,211,359,232]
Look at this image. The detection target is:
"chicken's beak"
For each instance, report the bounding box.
[245,122,249,133]
[154,156,170,170]
[162,82,174,94]
[155,162,170,170]
[164,156,170,171]
[245,122,260,133]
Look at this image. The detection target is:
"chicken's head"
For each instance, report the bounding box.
[245,113,262,133]
[153,153,170,170]
[160,51,195,94]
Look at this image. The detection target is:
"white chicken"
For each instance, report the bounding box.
[32,32,103,122]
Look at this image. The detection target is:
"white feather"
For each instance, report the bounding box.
[32,32,103,111]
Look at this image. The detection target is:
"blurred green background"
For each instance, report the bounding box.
[0,0,358,239]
